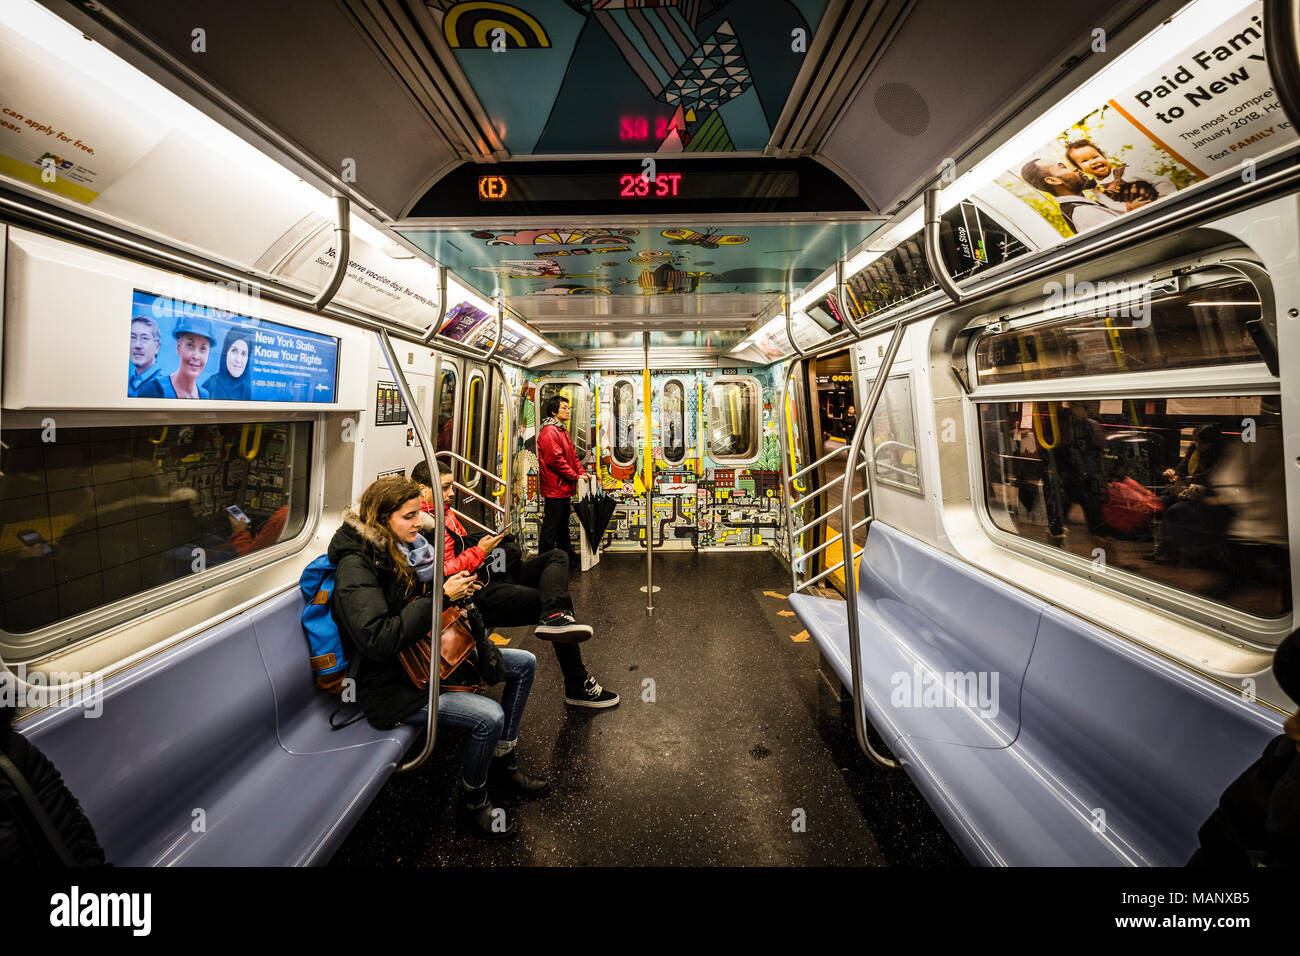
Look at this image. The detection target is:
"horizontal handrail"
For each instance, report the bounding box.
[800,518,871,562]
[794,553,862,592]
[453,509,501,537]
[789,442,849,483]
[788,465,869,510]
[435,449,507,486]
[450,481,506,515]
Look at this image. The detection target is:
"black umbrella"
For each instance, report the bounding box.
[575,490,618,545]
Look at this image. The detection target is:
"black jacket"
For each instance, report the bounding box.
[1189,734,1300,867]
[328,516,434,730]
[1,706,107,867]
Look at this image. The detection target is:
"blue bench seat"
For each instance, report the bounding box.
[789,521,1282,866]
[20,588,417,866]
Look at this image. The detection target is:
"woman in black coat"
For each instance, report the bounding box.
[328,475,547,839]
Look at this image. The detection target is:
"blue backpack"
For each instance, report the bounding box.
[299,555,351,694]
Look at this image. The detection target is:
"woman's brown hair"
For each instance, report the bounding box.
[357,474,423,593]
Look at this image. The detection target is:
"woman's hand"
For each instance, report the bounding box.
[443,570,478,602]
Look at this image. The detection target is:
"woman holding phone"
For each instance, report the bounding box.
[327,475,547,839]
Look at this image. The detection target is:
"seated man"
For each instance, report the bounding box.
[1188,627,1299,866]
[412,460,618,709]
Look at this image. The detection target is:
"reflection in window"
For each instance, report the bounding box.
[436,368,457,452]
[463,374,485,485]
[662,380,686,464]
[538,381,590,459]
[975,277,1265,385]
[612,380,637,466]
[869,376,920,492]
[978,396,1290,618]
[0,421,312,633]
[837,203,1027,322]
[706,380,758,461]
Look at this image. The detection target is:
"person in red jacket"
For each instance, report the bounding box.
[412,460,618,709]
[537,395,584,567]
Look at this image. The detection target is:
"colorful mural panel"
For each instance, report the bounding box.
[428,1,831,155]
[398,222,876,298]
[510,366,794,555]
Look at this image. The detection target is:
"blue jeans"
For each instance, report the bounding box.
[401,648,536,788]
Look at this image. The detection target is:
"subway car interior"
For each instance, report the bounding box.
[1,0,1299,876]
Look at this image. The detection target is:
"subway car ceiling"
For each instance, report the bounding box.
[0,0,1188,370]
[2,0,1299,873]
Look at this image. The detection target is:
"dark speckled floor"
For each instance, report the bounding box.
[332,551,967,866]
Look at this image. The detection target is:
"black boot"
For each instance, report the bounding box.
[489,751,550,800]
[457,783,517,839]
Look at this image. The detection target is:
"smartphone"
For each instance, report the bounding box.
[226,504,250,523]
[18,529,53,555]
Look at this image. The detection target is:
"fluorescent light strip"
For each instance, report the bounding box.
[731,314,790,353]
[6,0,405,258]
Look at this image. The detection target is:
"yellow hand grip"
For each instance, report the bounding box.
[1031,402,1060,450]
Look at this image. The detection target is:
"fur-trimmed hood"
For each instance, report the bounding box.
[328,508,393,570]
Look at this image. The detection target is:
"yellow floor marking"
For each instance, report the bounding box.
[823,532,863,595]
[762,590,787,599]
[778,609,795,618]
[489,633,510,645]
[791,630,811,643]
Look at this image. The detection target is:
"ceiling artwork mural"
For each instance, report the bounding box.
[428,0,831,154]
[397,222,878,298]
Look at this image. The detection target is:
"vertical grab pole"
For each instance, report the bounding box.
[841,321,905,770]
[643,330,654,614]
[378,329,442,773]
[777,356,801,591]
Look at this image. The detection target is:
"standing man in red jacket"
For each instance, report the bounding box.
[537,395,584,568]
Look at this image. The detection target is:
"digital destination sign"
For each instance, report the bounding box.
[476,170,797,203]
[409,158,865,217]
[128,290,340,403]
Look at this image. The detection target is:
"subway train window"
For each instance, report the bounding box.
[662,379,686,464]
[0,420,312,634]
[975,274,1267,385]
[611,379,637,467]
[538,380,590,459]
[435,368,457,451]
[868,375,922,492]
[463,372,485,486]
[978,398,1290,619]
[706,378,759,462]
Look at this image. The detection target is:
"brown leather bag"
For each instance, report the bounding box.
[397,606,487,693]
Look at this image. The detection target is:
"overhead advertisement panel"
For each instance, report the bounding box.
[990,1,1293,238]
[128,291,339,403]
[0,20,166,203]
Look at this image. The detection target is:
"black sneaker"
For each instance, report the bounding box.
[535,611,593,643]
[565,675,619,709]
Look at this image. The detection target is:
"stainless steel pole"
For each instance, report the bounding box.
[377,330,442,772]
[643,330,654,614]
